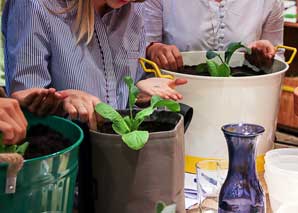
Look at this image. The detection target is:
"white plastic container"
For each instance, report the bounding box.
[277,203,298,213]
[264,148,298,212]
[161,51,289,173]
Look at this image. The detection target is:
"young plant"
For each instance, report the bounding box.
[195,42,252,77]
[0,133,29,155]
[95,76,180,150]
[156,201,176,213]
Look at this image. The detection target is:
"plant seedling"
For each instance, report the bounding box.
[0,133,29,155]
[156,201,176,213]
[195,42,252,77]
[95,76,180,150]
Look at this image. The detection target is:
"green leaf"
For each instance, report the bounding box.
[124,76,139,110]
[217,63,231,77]
[122,131,149,150]
[206,59,219,76]
[95,103,130,135]
[135,107,154,129]
[195,63,208,73]
[5,145,17,153]
[150,95,163,107]
[16,142,29,155]
[206,51,219,59]
[225,42,251,64]
[154,100,180,112]
[0,133,4,153]
[156,201,166,213]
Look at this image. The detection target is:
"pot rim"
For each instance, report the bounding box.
[162,51,288,81]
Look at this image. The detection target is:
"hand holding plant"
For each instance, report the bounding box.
[95,76,180,150]
[196,42,251,77]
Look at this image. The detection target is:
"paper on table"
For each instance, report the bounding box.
[184,173,198,209]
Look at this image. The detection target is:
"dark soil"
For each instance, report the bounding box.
[100,121,176,134]
[176,65,267,77]
[23,124,72,159]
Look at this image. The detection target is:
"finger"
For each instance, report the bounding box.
[158,54,170,70]
[172,48,183,69]
[37,92,57,116]
[71,100,89,123]
[27,90,49,113]
[0,113,24,144]
[0,120,15,144]
[64,101,78,120]
[6,99,27,133]
[164,51,178,71]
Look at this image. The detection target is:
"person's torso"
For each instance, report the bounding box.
[161,0,274,51]
[41,1,145,109]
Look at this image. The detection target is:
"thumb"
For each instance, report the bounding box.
[174,78,188,86]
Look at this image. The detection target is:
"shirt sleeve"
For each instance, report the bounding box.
[144,0,163,46]
[3,0,52,95]
[261,0,284,59]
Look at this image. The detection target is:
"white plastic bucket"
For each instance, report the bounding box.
[264,148,298,212]
[277,203,298,213]
[161,51,289,173]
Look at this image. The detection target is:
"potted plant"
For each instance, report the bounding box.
[140,43,297,173]
[0,111,83,213]
[90,76,189,213]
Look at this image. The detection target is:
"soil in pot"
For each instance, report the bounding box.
[23,124,72,159]
[176,65,267,77]
[100,121,176,134]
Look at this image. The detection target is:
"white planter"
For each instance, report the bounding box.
[161,51,288,173]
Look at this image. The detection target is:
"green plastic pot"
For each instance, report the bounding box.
[0,112,83,213]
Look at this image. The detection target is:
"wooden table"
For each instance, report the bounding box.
[186,173,272,213]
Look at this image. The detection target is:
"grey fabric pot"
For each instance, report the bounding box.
[90,111,186,213]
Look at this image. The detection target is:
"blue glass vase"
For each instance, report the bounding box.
[219,123,265,213]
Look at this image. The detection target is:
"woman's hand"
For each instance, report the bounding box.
[246,40,276,69]
[11,88,67,116]
[136,77,187,101]
[146,42,183,71]
[0,98,27,145]
[58,90,101,130]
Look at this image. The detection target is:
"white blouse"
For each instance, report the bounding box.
[144,0,284,51]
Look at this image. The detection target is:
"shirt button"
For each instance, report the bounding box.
[219,3,225,8]
[218,33,224,39]
[219,43,224,49]
[220,23,225,29]
[219,14,224,19]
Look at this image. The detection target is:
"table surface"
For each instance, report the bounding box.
[187,173,272,213]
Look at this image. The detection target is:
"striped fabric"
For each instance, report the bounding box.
[2,0,146,109]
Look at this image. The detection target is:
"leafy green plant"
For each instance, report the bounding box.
[0,133,29,155]
[156,201,176,213]
[196,42,252,77]
[95,76,180,150]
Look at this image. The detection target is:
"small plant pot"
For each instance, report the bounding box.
[90,110,186,213]
[0,112,83,213]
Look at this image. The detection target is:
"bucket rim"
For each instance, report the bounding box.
[0,115,83,165]
[162,52,288,81]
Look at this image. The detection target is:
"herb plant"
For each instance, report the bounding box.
[95,76,180,151]
[196,42,252,77]
[156,201,176,213]
[0,133,29,155]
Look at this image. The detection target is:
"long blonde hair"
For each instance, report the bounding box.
[51,0,95,44]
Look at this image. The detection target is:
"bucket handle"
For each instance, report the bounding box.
[0,153,24,194]
[139,57,174,79]
[275,45,297,65]
[276,45,298,93]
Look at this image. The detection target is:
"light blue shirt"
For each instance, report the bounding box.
[3,0,146,109]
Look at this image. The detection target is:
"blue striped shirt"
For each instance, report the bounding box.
[3,0,146,109]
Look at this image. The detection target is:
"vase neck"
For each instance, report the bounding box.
[225,135,258,177]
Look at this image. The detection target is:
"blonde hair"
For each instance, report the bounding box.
[50,0,94,44]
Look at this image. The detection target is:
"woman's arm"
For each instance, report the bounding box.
[3,0,52,94]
